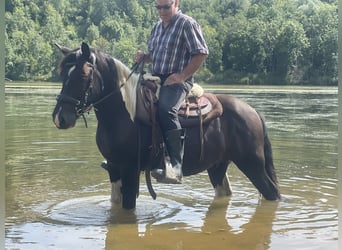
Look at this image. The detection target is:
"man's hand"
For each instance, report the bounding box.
[134,51,151,64]
[134,50,145,63]
[164,73,186,86]
[164,54,207,86]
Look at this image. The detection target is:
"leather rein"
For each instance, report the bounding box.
[56,60,143,128]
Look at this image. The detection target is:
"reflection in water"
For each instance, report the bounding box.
[5,85,338,249]
[105,198,278,250]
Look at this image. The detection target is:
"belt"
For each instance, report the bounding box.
[153,73,193,85]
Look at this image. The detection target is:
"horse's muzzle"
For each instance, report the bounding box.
[52,105,77,129]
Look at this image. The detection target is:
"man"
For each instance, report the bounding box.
[135,0,209,184]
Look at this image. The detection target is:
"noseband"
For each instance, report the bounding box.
[56,93,92,127]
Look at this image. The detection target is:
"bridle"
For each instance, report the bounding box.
[56,58,145,128]
[56,61,101,127]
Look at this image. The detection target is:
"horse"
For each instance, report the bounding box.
[52,42,280,209]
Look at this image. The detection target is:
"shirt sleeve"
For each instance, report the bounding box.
[183,19,209,56]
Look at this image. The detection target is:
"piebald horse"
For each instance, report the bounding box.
[52,42,280,209]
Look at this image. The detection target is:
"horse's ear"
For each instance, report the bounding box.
[54,43,73,55]
[81,42,91,59]
[81,42,96,65]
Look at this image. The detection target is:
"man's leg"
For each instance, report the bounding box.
[152,83,190,184]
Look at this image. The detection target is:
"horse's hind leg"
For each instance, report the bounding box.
[207,162,232,198]
[235,156,280,201]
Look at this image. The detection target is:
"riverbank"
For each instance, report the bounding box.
[5,81,338,95]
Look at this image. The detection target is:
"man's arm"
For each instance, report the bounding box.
[165,54,208,85]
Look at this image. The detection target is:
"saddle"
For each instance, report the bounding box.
[135,74,223,127]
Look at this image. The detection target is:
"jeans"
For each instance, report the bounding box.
[158,80,192,132]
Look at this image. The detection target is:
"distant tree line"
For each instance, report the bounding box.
[5,0,337,85]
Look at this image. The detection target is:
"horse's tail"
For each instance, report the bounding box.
[257,111,281,199]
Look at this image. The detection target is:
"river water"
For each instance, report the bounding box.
[5,84,338,249]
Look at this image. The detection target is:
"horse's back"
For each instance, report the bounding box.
[216,93,263,131]
[215,93,265,155]
[216,94,259,119]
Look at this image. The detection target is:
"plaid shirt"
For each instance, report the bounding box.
[148,11,209,75]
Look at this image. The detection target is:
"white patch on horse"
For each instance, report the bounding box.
[111,180,122,205]
[215,174,232,198]
[90,53,96,65]
[113,58,140,121]
[76,49,82,58]
[53,106,62,128]
[68,66,76,77]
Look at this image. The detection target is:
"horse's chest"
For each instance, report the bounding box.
[96,122,138,158]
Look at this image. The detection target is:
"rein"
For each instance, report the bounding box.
[84,59,144,110]
[131,58,157,200]
[57,59,143,128]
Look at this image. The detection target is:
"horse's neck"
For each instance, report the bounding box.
[94,89,132,128]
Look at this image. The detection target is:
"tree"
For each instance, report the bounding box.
[4,0,338,84]
[86,23,100,44]
[272,20,309,82]
[302,3,338,84]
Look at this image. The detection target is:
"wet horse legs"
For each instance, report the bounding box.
[234,156,280,201]
[207,162,232,198]
[102,160,139,209]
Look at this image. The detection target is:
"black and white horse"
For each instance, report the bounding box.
[52,42,280,209]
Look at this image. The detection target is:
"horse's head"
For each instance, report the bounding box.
[52,42,103,129]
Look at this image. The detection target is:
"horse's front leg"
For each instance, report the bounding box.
[101,160,122,206]
[120,167,140,209]
[101,160,139,209]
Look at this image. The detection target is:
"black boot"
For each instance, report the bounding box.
[151,128,185,184]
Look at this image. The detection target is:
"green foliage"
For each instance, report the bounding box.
[5,0,337,85]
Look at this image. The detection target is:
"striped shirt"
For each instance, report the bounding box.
[147,11,209,75]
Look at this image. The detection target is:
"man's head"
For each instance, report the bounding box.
[155,0,179,25]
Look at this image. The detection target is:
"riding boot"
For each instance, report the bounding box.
[151,128,185,184]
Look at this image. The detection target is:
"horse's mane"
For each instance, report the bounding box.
[113,58,139,121]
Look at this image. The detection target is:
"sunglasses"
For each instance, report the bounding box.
[155,2,174,10]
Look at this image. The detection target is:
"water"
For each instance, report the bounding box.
[5,84,338,249]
